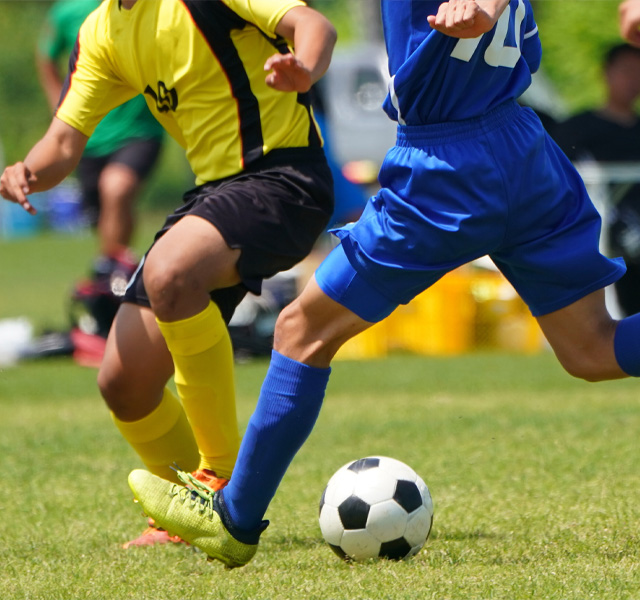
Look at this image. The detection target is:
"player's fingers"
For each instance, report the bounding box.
[0,165,37,214]
[265,71,279,87]
[461,1,479,27]
[0,169,20,200]
[10,163,31,194]
[264,52,295,72]
[448,1,477,30]
[15,175,37,215]
[264,54,280,71]
[445,2,461,30]
[18,197,37,215]
[432,1,475,32]
[0,185,36,215]
[429,3,447,29]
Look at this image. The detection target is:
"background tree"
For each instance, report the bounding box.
[535,0,623,112]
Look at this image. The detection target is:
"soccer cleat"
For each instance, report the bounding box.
[128,469,263,568]
[122,518,185,549]
[123,470,229,549]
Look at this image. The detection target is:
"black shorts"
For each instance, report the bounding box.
[76,138,163,226]
[123,147,335,323]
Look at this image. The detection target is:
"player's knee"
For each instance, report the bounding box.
[274,301,312,352]
[555,348,609,382]
[549,317,619,382]
[98,360,154,420]
[274,301,335,364]
[97,362,130,415]
[142,252,186,315]
[99,167,139,204]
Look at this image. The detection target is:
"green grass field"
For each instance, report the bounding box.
[1,227,639,599]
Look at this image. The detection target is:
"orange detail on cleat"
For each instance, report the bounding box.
[191,469,229,492]
[122,518,186,549]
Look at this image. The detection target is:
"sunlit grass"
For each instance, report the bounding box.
[1,353,639,600]
[1,226,639,599]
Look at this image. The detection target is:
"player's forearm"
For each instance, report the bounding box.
[24,118,87,192]
[35,56,64,112]
[278,7,337,84]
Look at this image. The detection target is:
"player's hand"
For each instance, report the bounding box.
[427,0,507,39]
[264,52,312,93]
[0,162,37,215]
[620,0,640,47]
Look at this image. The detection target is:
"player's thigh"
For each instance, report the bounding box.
[144,215,242,294]
[535,288,623,380]
[98,302,174,415]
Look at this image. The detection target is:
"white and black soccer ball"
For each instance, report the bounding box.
[318,456,433,561]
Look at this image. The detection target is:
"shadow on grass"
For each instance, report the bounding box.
[433,528,504,541]
[271,535,326,549]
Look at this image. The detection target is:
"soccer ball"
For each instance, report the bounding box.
[318,456,433,561]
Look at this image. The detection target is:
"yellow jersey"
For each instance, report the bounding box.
[57,0,322,184]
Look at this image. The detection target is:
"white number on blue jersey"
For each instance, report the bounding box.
[450,0,526,68]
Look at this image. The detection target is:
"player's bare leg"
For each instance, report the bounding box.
[98,303,174,421]
[274,275,373,368]
[536,288,626,382]
[96,162,140,258]
[142,215,241,322]
[99,303,201,479]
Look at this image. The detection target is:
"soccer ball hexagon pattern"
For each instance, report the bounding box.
[318,456,433,561]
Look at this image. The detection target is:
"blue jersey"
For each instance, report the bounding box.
[381,0,541,124]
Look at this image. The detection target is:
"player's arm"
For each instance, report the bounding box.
[620,0,640,47]
[36,9,67,112]
[36,53,64,112]
[264,6,337,93]
[428,0,511,39]
[0,118,87,215]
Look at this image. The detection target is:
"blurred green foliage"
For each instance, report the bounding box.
[534,0,624,112]
[0,1,54,161]
[0,0,631,206]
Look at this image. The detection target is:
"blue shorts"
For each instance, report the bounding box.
[316,101,625,322]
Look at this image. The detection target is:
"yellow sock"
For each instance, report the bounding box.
[156,301,240,480]
[112,387,199,483]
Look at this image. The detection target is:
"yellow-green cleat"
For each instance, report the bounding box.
[128,469,261,568]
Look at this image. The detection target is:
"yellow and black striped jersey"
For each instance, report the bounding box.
[57,0,322,184]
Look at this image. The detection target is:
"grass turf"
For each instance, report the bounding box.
[0,353,639,599]
[1,228,639,599]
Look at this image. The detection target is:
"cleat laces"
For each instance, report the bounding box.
[172,470,217,519]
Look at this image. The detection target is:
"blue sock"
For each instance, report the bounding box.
[614,312,640,376]
[221,350,331,533]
